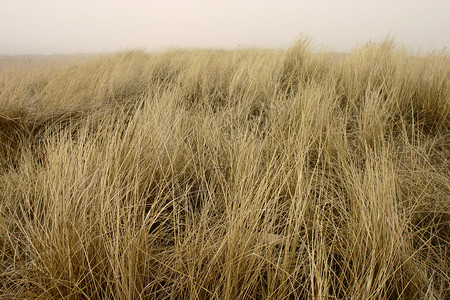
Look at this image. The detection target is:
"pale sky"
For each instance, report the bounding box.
[0,0,449,55]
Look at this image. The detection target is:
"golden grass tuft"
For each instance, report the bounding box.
[0,40,449,299]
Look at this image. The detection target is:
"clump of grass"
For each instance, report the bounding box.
[0,39,448,299]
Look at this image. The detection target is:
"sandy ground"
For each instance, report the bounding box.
[0,54,94,72]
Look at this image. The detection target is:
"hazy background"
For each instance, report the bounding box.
[1,0,449,55]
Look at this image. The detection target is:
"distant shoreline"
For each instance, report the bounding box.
[0,50,350,72]
[0,54,95,72]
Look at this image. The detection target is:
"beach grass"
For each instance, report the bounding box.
[0,39,448,299]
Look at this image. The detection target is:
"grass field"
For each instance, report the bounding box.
[0,39,449,299]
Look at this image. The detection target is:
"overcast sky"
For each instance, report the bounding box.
[0,0,449,55]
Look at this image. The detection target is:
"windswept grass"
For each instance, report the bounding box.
[0,40,449,299]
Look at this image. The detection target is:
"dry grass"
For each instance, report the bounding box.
[0,39,449,299]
